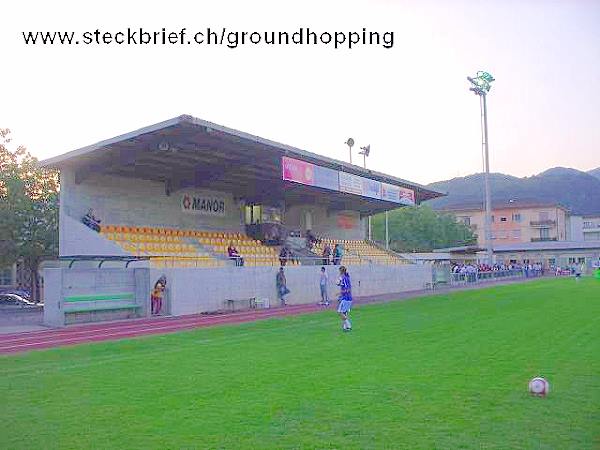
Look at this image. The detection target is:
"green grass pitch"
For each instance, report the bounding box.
[2,278,599,449]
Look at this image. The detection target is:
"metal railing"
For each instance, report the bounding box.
[145,253,411,269]
[447,269,529,285]
[530,220,556,227]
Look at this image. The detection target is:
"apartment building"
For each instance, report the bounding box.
[441,201,569,246]
[568,215,600,241]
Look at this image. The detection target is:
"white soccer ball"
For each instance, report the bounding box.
[528,377,550,396]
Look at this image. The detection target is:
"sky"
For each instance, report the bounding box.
[1,0,599,185]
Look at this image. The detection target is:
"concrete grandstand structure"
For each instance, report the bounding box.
[41,115,443,326]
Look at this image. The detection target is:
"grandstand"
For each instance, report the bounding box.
[101,225,280,268]
[41,114,443,323]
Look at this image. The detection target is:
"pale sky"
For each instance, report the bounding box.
[2,0,599,185]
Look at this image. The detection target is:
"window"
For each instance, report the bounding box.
[540,229,550,239]
[578,257,586,264]
[500,217,507,222]
[585,232,600,241]
[0,268,12,286]
[491,215,495,223]
[583,221,593,229]
[512,213,521,222]
[512,229,521,239]
[460,216,471,226]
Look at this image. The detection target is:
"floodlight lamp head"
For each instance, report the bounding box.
[345,138,355,148]
[468,70,495,95]
[157,141,170,152]
[360,145,370,157]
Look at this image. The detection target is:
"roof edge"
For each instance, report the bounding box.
[40,114,444,198]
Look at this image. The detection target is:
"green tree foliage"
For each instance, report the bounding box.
[0,129,59,301]
[372,205,476,252]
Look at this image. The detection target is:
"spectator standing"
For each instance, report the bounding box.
[151,276,167,315]
[333,244,343,265]
[318,267,329,306]
[276,267,289,306]
[322,244,331,265]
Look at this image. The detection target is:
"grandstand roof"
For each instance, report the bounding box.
[42,115,444,215]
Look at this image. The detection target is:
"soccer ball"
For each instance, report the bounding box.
[528,377,550,396]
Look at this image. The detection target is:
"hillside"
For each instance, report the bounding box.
[588,167,600,181]
[427,167,600,215]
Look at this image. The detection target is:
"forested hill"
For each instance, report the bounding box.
[427,167,600,215]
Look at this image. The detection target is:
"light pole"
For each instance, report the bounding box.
[359,145,370,169]
[345,138,354,165]
[468,71,495,265]
[359,145,372,241]
[385,210,389,250]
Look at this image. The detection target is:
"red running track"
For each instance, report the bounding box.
[0,303,329,355]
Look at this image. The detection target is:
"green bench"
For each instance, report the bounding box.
[64,292,141,313]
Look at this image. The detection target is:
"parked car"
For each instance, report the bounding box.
[0,293,41,309]
[0,288,31,300]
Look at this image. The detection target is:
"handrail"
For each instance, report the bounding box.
[59,255,150,269]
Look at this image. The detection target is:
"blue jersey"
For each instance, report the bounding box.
[339,273,352,302]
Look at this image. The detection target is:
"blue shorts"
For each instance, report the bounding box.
[337,300,352,314]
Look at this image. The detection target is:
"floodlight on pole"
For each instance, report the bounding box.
[359,145,370,169]
[468,70,495,265]
[345,138,354,164]
[359,144,372,240]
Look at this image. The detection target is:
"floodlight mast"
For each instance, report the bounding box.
[359,145,370,169]
[468,71,495,265]
[359,145,372,241]
[345,138,355,164]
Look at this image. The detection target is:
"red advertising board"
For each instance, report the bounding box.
[282,156,314,186]
[337,213,357,229]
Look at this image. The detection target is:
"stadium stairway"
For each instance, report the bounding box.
[313,238,408,265]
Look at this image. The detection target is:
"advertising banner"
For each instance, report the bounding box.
[381,183,415,205]
[399,187,416,205]
[338,172,364,196]
[282,156,314,186]
[181,193,226,216]
[362,177,382,200]
[337,212,358,229]
[381,183,400,203]
[313,165,339,191]
[283,156,415,205]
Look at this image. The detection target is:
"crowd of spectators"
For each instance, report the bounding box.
[451,262,545,281]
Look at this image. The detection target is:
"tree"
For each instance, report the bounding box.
[0,129,59,302]
[371,205,476,252]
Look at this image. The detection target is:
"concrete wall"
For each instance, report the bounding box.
[43,263,432,325]
[285,204,366,240]
[158,264,432,315]
[59,169,244,255]
[61,214,129,256]
[43,267,150,326]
